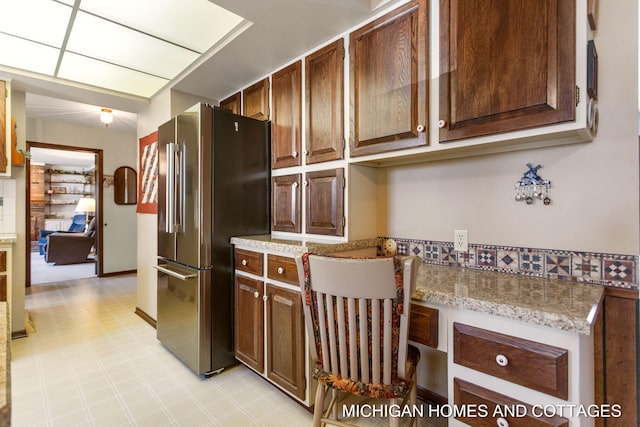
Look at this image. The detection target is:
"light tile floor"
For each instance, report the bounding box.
[12,275,446,426]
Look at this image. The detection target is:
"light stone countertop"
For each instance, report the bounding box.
[230,234,380,255]
[413,263,604,335]
[0,235,17,245]
[230,235,603,335]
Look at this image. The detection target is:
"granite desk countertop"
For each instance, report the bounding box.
[230,234,380,255]
[413,263,604,335]
[230,235,603,336]
[0,235,17,245]
[0,303,9,426]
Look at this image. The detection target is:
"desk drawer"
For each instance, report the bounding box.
[267,254,299,285]
[234,248,263,276]
[453,323,568,399]
[454,378,569,427]
[409,304,438,348]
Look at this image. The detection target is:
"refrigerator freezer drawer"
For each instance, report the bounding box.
[155,262,212,375]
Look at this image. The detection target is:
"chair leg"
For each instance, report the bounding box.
[313,384,326,427]
[389,397,400,427]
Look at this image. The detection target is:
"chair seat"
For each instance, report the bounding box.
[312,345,420,399]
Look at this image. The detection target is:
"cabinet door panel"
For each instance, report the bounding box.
[272,61,302,169]
[306,39,344,164]
[266,285,305,400]
[439,0,575,142]
[220,92,241,115]
[305,168,344,236]
[243,78,269,121]
[272,174,301,233]
[234,275,264,372]
[350,0,428,157]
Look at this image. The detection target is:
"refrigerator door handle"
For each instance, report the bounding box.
[166,142,176,233]
[154,264,197,281]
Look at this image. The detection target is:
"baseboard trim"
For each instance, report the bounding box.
[11,330,28,340]
[417,386,447,405]
[101,269,137,278]
[135,307,156,329]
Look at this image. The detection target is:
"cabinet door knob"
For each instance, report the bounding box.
[292,151,298,158]
[416,124,425,132]
[496,417,509,427]
[263,295,268,301]
[277,267,284,274]
[241,259,248,266]
[437,119,446,128]
[495,354,509,367]
[292,182,298,188]
[253,291,259,298]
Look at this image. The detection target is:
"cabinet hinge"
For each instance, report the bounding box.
[342,177,346,188]
[576,86,580,107]
[342,138,346,152]
[342,46,346,59]
[4,88,6,98]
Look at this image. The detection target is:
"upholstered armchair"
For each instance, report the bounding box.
[44,218,96,265]
[37,214,87,255]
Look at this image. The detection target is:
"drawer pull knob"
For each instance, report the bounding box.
[496,417,509,427]
[253,291,259,298]
[241,259,248,266]
[495,354,509,367]
[263,295,268,301]
[277,267,284,274]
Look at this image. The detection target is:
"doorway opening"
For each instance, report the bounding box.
[25,141,104,286]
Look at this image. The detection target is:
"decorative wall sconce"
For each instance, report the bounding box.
[515,163,551,205]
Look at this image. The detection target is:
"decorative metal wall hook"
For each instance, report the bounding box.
[515,163,551,205]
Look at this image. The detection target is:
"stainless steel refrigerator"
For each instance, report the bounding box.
[155,103,270,376]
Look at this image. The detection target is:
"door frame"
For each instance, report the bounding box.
[25,141,104,286]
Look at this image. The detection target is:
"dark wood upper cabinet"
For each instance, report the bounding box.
[243,78,270,121]
[271,61,302,169]
[272,174,301,233]
[349,0,428,157]
[305,39,344,164]
[306,168,344,236]
[439,0,576,142]
[219,92,241,115]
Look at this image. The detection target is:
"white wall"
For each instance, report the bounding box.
[381,0,639,256]
[27,118,138,273]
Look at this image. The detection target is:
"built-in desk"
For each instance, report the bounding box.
[231,235,605,425]
[410,263,604,426]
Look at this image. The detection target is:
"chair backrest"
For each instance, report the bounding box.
[297,253,418,385]
[68,214,86,232]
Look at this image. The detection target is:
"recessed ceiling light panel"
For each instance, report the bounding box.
[67,12,199,79]
[0,0,71,47]
[68,0,244,53]
[58,52,169,98]
[0,34,59,75]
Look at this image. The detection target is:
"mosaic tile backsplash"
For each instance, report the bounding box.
[382,236,639,291]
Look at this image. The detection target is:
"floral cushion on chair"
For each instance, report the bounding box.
[311,345,420,399]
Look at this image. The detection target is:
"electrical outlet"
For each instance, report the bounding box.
[454,229,468,252]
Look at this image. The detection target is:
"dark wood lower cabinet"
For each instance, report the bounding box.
[234,276,264,373]
[595,289,639,427]
[265,284,305,400]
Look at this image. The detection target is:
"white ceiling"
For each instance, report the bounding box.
[1,0,404,129]
[30,146,95,167]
